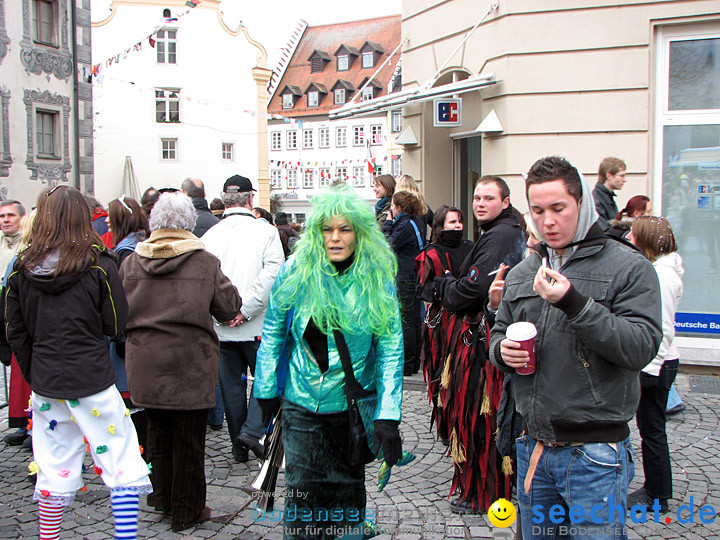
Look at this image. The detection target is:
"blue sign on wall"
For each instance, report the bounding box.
[675,312,720,335]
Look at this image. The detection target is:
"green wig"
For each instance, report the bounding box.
[271,184,398,337]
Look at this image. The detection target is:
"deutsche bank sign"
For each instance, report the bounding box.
[433,98,462,127]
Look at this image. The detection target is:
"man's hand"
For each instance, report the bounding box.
[227,311,248,327]
[500,338,530,370]
[488,264,508,310]
[533,266,571,303]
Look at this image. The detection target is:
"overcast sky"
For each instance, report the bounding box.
[220,0,403,69]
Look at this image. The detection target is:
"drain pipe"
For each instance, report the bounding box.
[69,0,82,191]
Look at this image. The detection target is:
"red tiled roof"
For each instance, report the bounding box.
[268,15,401,118]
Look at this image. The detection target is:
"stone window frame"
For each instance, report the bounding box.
[23,89,71,183]
[0,0,11,65]
[0,87,11,177]
[20,0,73,80]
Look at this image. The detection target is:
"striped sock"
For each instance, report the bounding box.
[110,490,139,540]
[38,499,63,540]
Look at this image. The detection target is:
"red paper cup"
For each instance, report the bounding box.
[506,322,537,375]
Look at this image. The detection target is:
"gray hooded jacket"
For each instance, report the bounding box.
[489,175,662,444]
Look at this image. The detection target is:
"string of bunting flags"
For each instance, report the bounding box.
[269,156,402,182]
[83,0,202,81]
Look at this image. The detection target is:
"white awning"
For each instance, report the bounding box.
[328,73,498,120]
[449,109,504,139]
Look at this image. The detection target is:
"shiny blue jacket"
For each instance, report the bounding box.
[255,260,404,421]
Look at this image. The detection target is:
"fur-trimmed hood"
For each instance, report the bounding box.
[135,229,204,259]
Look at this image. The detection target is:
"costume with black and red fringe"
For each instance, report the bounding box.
[433,207,525,512]
[415,231,472,441]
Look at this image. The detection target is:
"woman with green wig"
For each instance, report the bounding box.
[255,184,405,539]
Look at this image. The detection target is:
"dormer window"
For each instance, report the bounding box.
[308,50,331,73]
[304,83,328,108]
[335,45,359,72]
[359,78,383,102]
[280,85,302,109]
[362,86,374,101]
[362,52,374,69]
[331,80,355,106]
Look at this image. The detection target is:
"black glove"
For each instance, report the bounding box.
[257,397,281,428]
[373,420,402,466]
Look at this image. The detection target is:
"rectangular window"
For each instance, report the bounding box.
[338,55,349,71]
[336,127,347,147]
[391,110,402,133]
[319,167,331,187]
[155,89,180,123]
[270,170,282,188]
[374,165,383,176]
[391,156,402,177]
[308,91,319,107]
[362,86,374,101]
[221,142,234,161]
[271,131,281,151]
[295,213,306,224]
[319,127,330,148]
[352,166,365,188]
[156,29,177,64]
[302,129,313,149]
[655,25,720,335]
[161,138,177,160]
[287,130,297,150]
[370,124,383,145]
[33,0,57,46]
[36,110,57,157]
[334,89,346,105]
[282,94,294,109]
[362,51,374,69]
[353,126,364,146]
[303,169,314,188]
[287,169,298,188]
[336,167,347,182]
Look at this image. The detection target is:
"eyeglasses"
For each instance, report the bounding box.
[117,194,133,214]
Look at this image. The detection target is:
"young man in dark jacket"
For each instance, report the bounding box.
[592,157,626,231]
[490,156,662,539]
[431,176,525,514]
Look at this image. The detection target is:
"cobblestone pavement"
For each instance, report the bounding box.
[1,372,719,539]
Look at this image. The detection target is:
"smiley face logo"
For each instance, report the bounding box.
[488,498,516,528]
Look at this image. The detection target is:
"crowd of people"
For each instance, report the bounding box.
[0,153,688,539]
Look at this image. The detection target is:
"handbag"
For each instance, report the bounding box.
[333,330,377,467]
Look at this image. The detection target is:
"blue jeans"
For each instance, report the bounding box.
[218,341,264,455]
[516,434,634,540]
[208,380,224,426]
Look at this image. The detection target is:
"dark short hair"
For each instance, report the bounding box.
[0,199,26,217]
[525,156,582,202]
[475,176,510,201]
[141,188,160,215]
[431,205,464,243]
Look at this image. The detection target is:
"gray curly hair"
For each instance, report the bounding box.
[149,192,197,232]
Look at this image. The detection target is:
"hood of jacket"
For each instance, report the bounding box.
[134,228,205,276]
[22,248,112,294]
[609,218,632,231]
[653,251,684,279]
[531,172,599,269]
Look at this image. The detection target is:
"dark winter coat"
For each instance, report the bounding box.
[121,229,241,410]
[4,249,127,399]
[434,207,525,315]
[383,213,426,281]
[191,197,220,238]
[592,182,618,232]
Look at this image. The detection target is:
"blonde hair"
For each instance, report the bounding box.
[21,209,37,246]
[395,175,428,215]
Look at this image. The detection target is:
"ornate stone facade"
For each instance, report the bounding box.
[20,0,73,80]
[23,89,72,182]
[0,1,10,65]
[0,87,11,177]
